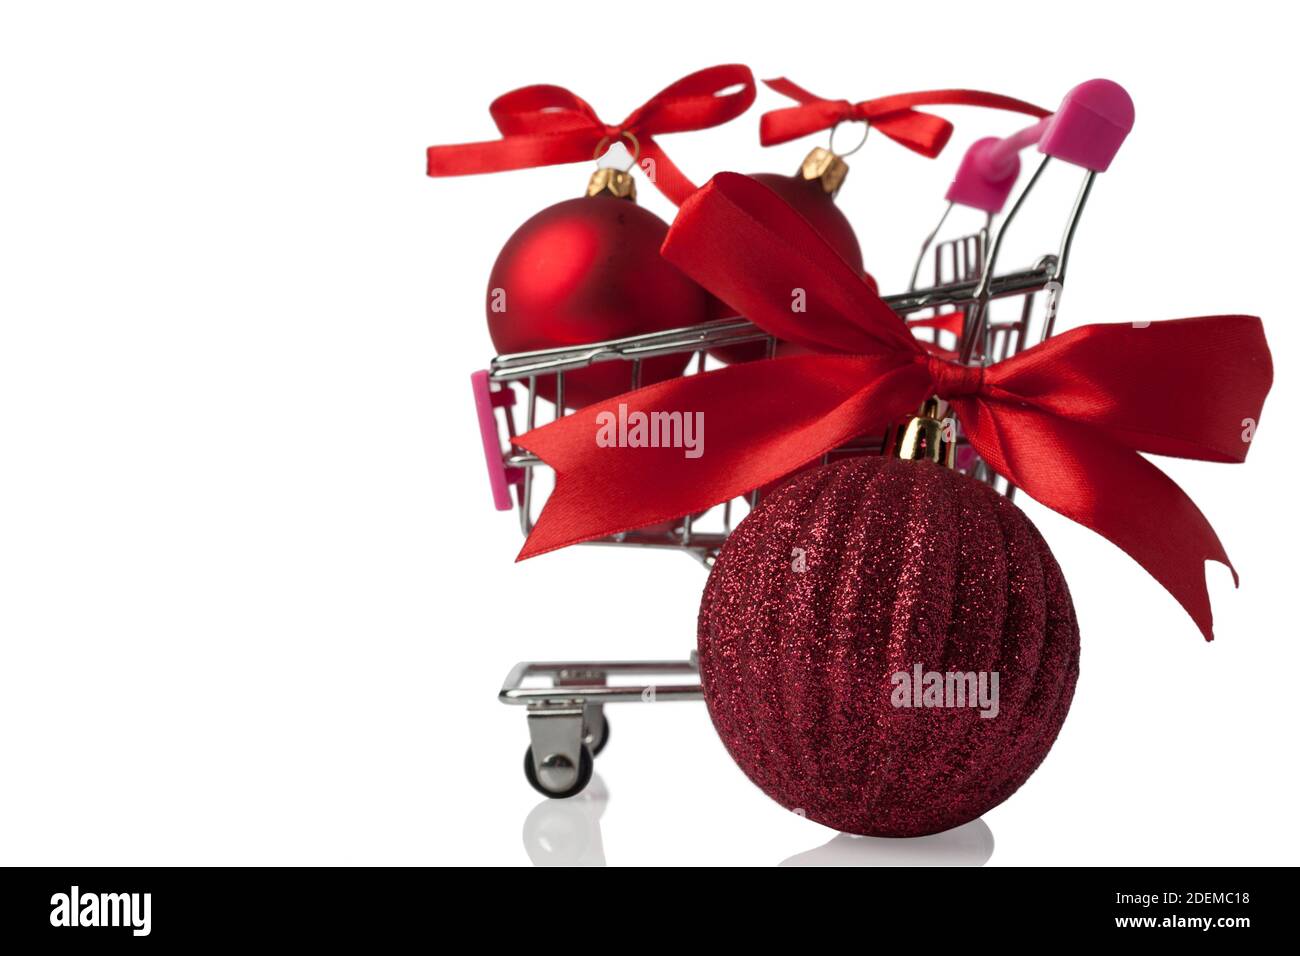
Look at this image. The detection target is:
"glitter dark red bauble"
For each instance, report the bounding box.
[698,457,1079,837]
[708,173,866,364]
[487,195,707,408]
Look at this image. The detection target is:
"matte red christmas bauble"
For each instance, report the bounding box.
[698,456,1079,837]
[487,195,708,408]
[749,172,864,273]
[708,172,867,364]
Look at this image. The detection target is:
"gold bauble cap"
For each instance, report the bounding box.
[799,146,850,197]
[586,167,637,201]
[884,398,957,469]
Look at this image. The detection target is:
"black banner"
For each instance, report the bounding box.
[0,866,1287,943]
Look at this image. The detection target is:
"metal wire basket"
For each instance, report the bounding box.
[476,79,1134,797]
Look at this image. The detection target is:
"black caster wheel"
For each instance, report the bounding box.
[588,714,610,756]
[523,744,594,799]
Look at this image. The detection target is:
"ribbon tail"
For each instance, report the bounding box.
[637,139,696,206]
[426,132,595,178]
[762,77,825,104]
[957,399,1234,641]
[872,111,955,158]
[987,315,1273,462]
[514,356,929,560]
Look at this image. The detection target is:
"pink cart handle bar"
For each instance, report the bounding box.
[946,79,1134,214]
[471,370,524,511]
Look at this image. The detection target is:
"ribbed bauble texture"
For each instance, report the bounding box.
[698,456,1080,837]
[486,195,707,408]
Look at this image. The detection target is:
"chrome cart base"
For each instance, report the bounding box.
[499,655,703,798]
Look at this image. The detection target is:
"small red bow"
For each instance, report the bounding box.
[425,65,756,205]
[760,78,1050,158]
[513,173,1273,641]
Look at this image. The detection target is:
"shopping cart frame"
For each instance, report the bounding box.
[480,79,1134,797]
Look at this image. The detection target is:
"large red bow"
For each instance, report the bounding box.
[513,173,1273,641]
[761,78,1050,158]
[425,65,756,205]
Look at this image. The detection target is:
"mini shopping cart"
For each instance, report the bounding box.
[474,80,1134,797]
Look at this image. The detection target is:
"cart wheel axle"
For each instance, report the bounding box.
[524,744,594,799]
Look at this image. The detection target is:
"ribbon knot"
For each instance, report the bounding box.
[828,99,857,120]
[426,65,757,205]
[926,356,985,398]
[760,78,1051,159]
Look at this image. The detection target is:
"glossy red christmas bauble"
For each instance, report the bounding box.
[698,456,1079,837]
[708,173,867,364]
[487,195,708,408]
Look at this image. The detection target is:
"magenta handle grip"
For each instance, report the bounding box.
[946,79,1134,213]
[471,370,523,512]
[946,135,1029,214]
[984,118,1051,179]
[1037,78,1134,171]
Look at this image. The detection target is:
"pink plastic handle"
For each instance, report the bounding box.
[945,79,1133,212]
[1038,79,1134,172]
[946,134,1032,214]
[982,118,1051,179]
[470,370,523,512]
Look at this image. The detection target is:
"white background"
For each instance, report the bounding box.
[1,1,1296,866]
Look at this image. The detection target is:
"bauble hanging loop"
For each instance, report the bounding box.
[591,129,640,165]
[826,118,870,158]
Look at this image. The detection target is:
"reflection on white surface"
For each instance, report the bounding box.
[521,775,609,867]
[522,778,993,866]
[780,818,995,866]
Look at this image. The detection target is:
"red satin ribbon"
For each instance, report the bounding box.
[761,78,1051,158]
[513,173,1273,641]
[425,64,756,205]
